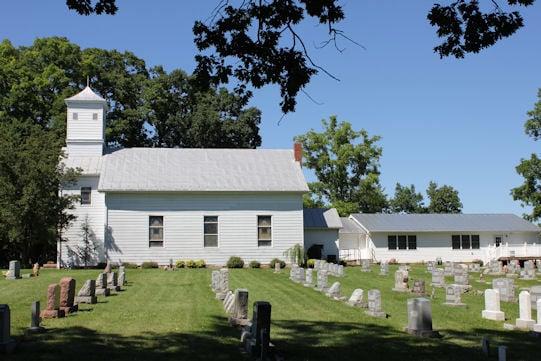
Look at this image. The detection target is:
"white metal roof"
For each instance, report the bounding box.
[65,86,107,103]
[339,217,367,234]
[350,213,540,233]
[97,148,308,192]
[303,208,342,229]
[61,155,103,175]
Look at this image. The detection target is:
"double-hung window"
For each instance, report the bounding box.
[388,235,417,250]
[149,216,164,247]
[452,234,479,250]
[204,216,219,247]
[80,187,91,205]
[257,216,272,247]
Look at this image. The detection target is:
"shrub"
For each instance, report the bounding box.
[195,259,206,268]
[186,260,197,268]
[307,259,315,268]
[175,260,185,268]
[338,260,347,266]
[249,260,261,268]
[284,244,305,266]
[141,261,159,269]
[122,262,139,269]
[472,259,484,266]
[269,258,286,269]
[227,256,245,268]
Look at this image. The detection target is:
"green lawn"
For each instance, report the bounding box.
[1,265,540,360]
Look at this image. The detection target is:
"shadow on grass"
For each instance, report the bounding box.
[8,317,540,361]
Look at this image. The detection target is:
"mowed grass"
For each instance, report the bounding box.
[1,265,540,360]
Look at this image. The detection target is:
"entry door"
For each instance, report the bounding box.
[494,236,502,247]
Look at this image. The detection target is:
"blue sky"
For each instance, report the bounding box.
[1,1,540,215]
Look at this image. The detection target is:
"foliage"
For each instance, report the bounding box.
[306,259,315,268]
[175,260,186,269]
[295,116,387,216]
[74,215,98,268]
[226,256,245,269]
[512,89,541,222]
[66,0,118,15]
[121,262,139,269]
[284,244,305,266]
[389,183,425,213]
[426,181,463,213]
[141,261,159,269]
[269,258,286,269]
[249,260,261,269]
[185,260,197,268]
[0,118,79,267]
[195,260,206,268]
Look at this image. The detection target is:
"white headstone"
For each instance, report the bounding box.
[515,291,535,330]
[325,282,343,300]
[533,299,541,333]
[481,289,505,321]
[346,289,366,307]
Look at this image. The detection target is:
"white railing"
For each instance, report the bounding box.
[339,248,361,262]
[485,242,541,263]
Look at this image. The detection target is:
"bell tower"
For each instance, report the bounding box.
[64,86,108,157]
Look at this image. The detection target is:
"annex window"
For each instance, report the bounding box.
[451,235,461,249]
[471,235,480,249]
[257,216,272,247]
[92,113,98,120]
[149,216,164,247]
[461,235,471,249]
[204,216,218,247]
[388,235,397,250]
[80,187,91,205]
[407,235,417,250]
[397,235,407,250]
[73,112,78,120]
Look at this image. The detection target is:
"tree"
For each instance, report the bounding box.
[389,183,425,213]
[0,118,79,267]
[295,116,387,216]
[512,89,541,221]
[426,181,463,213]
[75,215,98,268]
[63,0,538,114]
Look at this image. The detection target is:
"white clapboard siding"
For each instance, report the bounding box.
[66,104,104,142]
[105,192,304,266]
[65,143,104,157]
[370,231,540,263]
[304,229,339,259]
[60,176,106,266]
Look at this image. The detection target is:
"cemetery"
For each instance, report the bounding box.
[2,261,541,360]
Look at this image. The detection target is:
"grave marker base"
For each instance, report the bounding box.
[75,296,97,304]
[95,288,110,296]
[515,319,535,330]
[405,327,440,338]
[40,309,65,319]
[482,310,505,321]
[365,310,386,318]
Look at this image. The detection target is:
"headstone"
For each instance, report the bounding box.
[346,289,366,308]
[59,277,78,314]
[223,291,234,314]
[405,298,439,337]
[75,280,97,304]
[118,272,126,287]
[426,261,436,273]
[392,270,409,292]
[216,268,229,300]
[95,273,110,296]
[104,261,112,273]
[107,271,121,292]
[5,261,21,280]
[520,268,537,280]
[316,269,328,292]
[28,301,45,333]
[379,262,389,276]
[498,346,507,361]
[211,270,220,291]
[0,305,16,353]
[412,280,426,295]
[443,285,466,307]
[468,263,480,273]
[289,264,297,280]
[454,270,471,292]
[481,289,505,321]
[481,336,490,356]
[242,301,271,357]
[32,263,40,277]
[337,265,345,277]
[492,278,515,302]
[274,262,281,273]
[296,267,306,283]
[303,268,313,287]
[530,285,541,310]
[361,259,371,272]
[40,284,65,318]
[533,299,541,333]
[444,261,453,276]
[515,291,535,330]
[231,289,249,325]
[325,282,345,300]
[365,289,386,318]
[431,269,445,288]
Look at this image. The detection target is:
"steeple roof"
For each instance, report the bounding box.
[65,86,107,103]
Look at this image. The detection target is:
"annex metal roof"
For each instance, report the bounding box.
[62,155,103,175]
[350,213,540,233]
[98,148,309,192]
[65,86,107,103]
[303,208,342,229]
[339,217,367,234]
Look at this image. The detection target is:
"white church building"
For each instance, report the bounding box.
[59,86,540,267]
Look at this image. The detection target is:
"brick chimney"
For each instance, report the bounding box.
[294,142,302,166]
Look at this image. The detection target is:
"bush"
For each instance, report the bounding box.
[249,260,261,268]
[227,256,245,268]
[195,259,206,268]
[175,260,185,268]
[141,261,159,269]
[338,260,347,266]
[186,260,197,268]
[307,259,315,268]
[269,258,286,269]
[122,262,139,269]
[472,259,484,266]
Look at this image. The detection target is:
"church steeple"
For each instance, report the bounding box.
[64,86,108,157]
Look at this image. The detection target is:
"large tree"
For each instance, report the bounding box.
[426,181,463,213]
[295,116,387,216]
[65,0,537,113]
[512,89,541,222]
[389,183,426,213]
